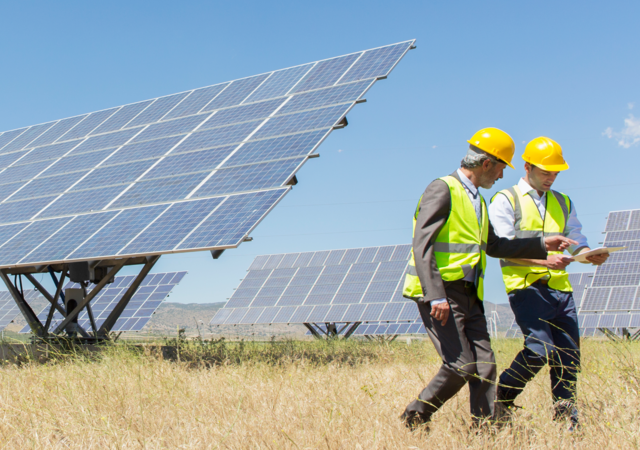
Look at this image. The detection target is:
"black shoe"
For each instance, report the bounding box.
[494,389,520,424]
[400,410,430,432]
[554,400,579,432]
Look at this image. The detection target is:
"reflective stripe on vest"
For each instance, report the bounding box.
[403,175,489,300]
[493,185,573,293]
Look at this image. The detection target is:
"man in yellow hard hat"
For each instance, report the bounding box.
[400,128,577,430]
[489,137,608,430]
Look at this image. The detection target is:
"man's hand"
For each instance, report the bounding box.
[579,248,609,266]
[545,254,573,270]
[430,301,450,326]
[544,235,578,252]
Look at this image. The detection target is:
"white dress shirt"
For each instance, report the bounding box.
[488,178,589,255]
[430,170,483,306]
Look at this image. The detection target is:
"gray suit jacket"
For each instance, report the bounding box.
[413,171,547,302]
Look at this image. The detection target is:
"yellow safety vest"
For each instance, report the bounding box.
[403,175,489,301]
[493,185,573,293]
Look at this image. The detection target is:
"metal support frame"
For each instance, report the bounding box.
[0,270,44,336]
[98,255,160,337]
[44,270,66,333]
[598,327,640,342]
[53,259,129,334]
[303,323,321,339]
[304,322,361,340]
[342,322,361,339]
[81,283,99,335]
[365,335,398,342]
[24,272,90,338]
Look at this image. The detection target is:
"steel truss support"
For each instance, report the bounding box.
[364,335,398,342]
[53,259,129,335]
[0,270,45,337]
[25,271,90,338]
[598,327,640,342]
[98,255,160,338]
[304,322,361,340]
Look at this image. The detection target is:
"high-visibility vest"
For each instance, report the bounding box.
[493,185,573,293]
[403,175,489,301]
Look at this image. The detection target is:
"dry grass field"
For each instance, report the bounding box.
[0,337,637,449]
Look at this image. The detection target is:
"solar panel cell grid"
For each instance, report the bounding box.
[292,54,361,93]
[244,64,314,103]
[273,306,296,323]
[605,211,630,232]
[0,42,413,268]
[203,74,271,112]
[213,244,416,326]
[607,286,637,310]
[256,307,280,324]
[598,315,615,327]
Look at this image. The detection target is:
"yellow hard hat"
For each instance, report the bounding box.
[467,127,515,169]
[522,137,569,171]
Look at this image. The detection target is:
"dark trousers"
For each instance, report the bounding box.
[499,283,580,403]
[404,280,496,420]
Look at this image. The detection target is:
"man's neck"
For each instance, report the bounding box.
[459,167,482,189]
[523,176,544,197]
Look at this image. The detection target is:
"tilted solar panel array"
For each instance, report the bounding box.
[305,318,426,337]
[571,209,640,336]
[0,290,42,331]
[20,271,185,333]
[0,41,414,268]
[210,244,420,326]
[580,210,640,313]
[506,272,593,338]
[354,319,426,336]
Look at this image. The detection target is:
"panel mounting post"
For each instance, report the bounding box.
[53,259,129,335]
[26,271,91,338]
[303,323,322,339]
[342,322,361,339]
[98,255,160,337]
[0,270,44,337]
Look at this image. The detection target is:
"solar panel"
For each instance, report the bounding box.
[20,271,185,333]
[0,289,42,331]
[0,41,414,269]
[210,244,416,327]
[305,318,427,337]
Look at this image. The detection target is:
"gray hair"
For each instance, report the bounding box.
[460,145,499,169]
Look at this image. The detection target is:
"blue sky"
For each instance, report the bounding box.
[0,1,638,306]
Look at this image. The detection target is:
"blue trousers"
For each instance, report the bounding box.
[499,282,580,403]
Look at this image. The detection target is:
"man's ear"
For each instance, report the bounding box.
[483,158,493,171]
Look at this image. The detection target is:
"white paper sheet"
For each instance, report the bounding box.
[571,247,625,263]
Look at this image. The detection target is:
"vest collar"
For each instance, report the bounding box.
[518,177,546,201]
[456,169,479,198]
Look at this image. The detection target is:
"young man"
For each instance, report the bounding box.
[401,128,577,430]
[489,136,608,429]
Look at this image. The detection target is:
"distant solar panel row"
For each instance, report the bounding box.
[0,41,415,268]
[305,319,426,337]
[210,244,420,326]
[0,290,42,331]
[583,209,640,311]
[353,319,426,336]
[505,312,626,338]
[20,271,185,333]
